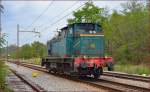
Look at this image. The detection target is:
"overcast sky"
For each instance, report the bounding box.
[1,0,146,46]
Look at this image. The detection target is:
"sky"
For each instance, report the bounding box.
[1,0,146,46]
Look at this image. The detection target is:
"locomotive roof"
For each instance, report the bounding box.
[60,23,100,31]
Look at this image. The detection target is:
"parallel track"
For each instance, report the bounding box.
[103,71,150,83]
[9,68,46,92]
[9,62,150,92]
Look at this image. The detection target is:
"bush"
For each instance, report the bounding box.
[23,58,41,65]
[114,64,150,75]
[0,61,11,92]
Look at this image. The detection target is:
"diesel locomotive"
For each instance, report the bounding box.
[41,23,113,79]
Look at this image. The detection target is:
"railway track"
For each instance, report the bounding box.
[103,71,150,83]
[20,62,150,83]
[9,68,46,92]
[8,61,150,92]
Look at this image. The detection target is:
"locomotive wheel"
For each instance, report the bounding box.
[93,67,103,79]
[107,62,114,71]
[50,69,57,74]
[48,69,52,73]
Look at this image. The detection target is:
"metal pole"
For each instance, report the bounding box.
[6,41,8,61]
[0,0,4,42]
[16,25,40,63]
[0,10,2,57]
[17,24,19,63]
[0,9,1,39]
[0,0,2,38]
[0,0,2,57]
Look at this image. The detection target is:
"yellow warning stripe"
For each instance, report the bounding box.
[80,34,104,36]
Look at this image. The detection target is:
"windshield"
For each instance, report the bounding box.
[75,24,98,34]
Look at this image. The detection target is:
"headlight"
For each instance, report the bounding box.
[93,31,96,34]
[89,31,92,34]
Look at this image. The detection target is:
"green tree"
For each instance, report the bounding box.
[9,42,47,59]
[19,44,32,59]
[31,41,47,58]
[0,34,5,57]
[8,45,17,58]
[67,2,108,24]
[103,1,149,64]
[67,1,149,65]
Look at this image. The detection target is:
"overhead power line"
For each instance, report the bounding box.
[41,2,86,32]
[23,0,79,43]
[26,0,54,30]
[24,1,87,44]
[38,1,79,29]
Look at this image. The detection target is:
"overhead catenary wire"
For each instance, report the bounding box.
[26,0,54,30]
[40,1,87,32]
[24,1,87,45]
[38,1,79,29]
[24,1,80,43]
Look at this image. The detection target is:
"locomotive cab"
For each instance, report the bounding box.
[66,23,105,78]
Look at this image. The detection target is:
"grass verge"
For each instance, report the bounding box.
[0,60,12,92]
[114,64,150,76]
[23,58,41,65]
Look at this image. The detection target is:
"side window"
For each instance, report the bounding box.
[64,30,69,37]
[97,25,102,32]
[65,28,72,37]
[69,28,73,34]
[62,31,66,38]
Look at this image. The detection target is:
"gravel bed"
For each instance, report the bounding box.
[7,63,108,92]
[6,72,36,92]
[21,63,150,88]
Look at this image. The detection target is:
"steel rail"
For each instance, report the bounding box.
[9,61,150,92]
[20,62,150,83]
[9,68,46,92]
[103,71,150,83]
